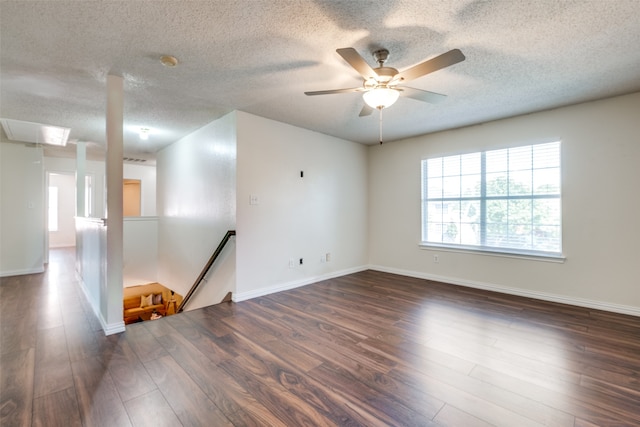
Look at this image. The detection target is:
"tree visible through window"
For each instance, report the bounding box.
[421,141,561,256]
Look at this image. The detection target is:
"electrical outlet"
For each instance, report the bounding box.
[326,252,331,262]
[289,258,295,269]
[299,258,303,265]
[433,254,439,263]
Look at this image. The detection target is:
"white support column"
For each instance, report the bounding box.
[104,74,125,334]
[76,141,86,217]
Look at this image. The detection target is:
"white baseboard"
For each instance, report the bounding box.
[102,320,126,336]
[233,265,369,302]
[0,266,45,277]
[76,270,126,336]
[369,264,640,317]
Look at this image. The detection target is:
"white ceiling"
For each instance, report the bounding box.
[2,0,640,161]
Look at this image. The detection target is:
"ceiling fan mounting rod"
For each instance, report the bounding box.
[373,49,389,67]
[379,107,384,144]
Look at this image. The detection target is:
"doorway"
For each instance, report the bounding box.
[123,179,141,216]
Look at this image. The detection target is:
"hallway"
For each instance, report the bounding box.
[1,247,106,426]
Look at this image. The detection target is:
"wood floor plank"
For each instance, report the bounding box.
[307,361,440,427]
[182,308,237,337]
[254,313,448,423]
[231,332,385,427]
[33,325,73,398]
[222,401,291,427]
[265,292,387,339]
[71,356,132,427]
[0,348,34,427]
[470,364,639,426]
[123,389,181,427]
[144,354,233,426]
[424,332,583,391]
[357,336,476,375]
[0,306,37,355]
[223,302,324,372]
[32,387,82,427]
[159,327,259,418]
[433,404,495,427]
[156,328,287,427]
[167,316,239,364]
[219,355,340,427]
[122,322,169,363]
[383,341,575,426]
[65,322,100,362]
[37,301,64,330]
[99,336,157,402]
[390,363,546,427]
[141,314,174,339]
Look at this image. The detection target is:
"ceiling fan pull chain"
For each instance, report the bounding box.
[379,107,383,144]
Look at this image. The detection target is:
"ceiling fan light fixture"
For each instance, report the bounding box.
[363,87,400,109]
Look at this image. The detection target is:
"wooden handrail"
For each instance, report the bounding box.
[177,230,236,313]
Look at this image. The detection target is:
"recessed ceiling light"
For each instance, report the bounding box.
[160,55,178,67]
[139,127,150,140]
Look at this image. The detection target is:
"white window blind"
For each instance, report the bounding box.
[421,141,561,256]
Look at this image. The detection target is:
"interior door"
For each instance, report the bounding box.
[123,179,141,216]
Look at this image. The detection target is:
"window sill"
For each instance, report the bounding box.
[419,243,566,263]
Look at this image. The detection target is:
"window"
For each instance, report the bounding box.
[85,175,93,217]
[48,186,59,232]
[421,141,561,257]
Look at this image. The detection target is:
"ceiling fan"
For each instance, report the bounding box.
[305,47,465,142]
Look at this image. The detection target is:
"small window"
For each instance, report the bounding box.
[421,141,561,257]
[85,175,93,217]
[48,186,59,232]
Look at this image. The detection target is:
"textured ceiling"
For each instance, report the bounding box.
[1,0,640,161]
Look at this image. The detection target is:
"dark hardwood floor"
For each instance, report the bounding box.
[2,247,640,426]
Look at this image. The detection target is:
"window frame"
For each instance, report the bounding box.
[420,141,563,260]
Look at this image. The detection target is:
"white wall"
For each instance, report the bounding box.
[235,112,369,300]
[48,172,76,247]
[0,142,45,276]
[156,112,237,308]
[368,92,640,314]
[123,217,158,287]
[75,217,106,323]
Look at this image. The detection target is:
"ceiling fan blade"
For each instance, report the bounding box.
[359,104,374,117]
[397,49,465,83]
[304,87,363,96]
[336,48,378,80]
[401,87,447,104]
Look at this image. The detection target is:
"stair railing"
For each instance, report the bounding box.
[177,230,236,313]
